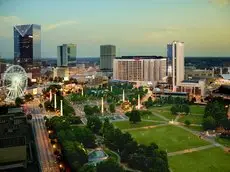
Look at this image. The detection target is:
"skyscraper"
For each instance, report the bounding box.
[100,45,116,71]
[57,44,76,67]
[167,41,184,90]
[14,24,41,66]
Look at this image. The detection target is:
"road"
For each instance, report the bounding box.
[27,101,60,172]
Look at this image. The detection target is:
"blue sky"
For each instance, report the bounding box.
[0,0,230,58]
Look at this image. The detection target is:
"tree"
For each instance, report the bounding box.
[170,105,177,115]
[184,120,191,126]
[26,114,32,120]
[96,159,124,172]
[87,116,102,134]
[109,103,116,113]
[24,93,34,102]
[182,104,190,115]
[203,116,216,130]
[79,165,96,172]
[39,103,43,109]
[15,97,23,107]
[129,110,141,123]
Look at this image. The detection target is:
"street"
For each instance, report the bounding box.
[27,101,60,172]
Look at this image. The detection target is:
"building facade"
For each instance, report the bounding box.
[100,45,116,71]
[14,24,41,66]
[57,44,76,67]
[185,68,214,79]
[167,41,184,90]
[113,56,167,86]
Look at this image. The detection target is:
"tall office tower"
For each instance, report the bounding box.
[113,56,166,86]
[57,44,76,67]
[167,41,184,90]
[166,43,173,76]
[14,24,41,66]
[100,45,116,71]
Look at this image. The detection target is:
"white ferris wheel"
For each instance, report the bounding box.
[3,65,28,101]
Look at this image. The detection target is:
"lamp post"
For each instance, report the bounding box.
[137,94,141,110]
[60,100,63,116]
[54,93,57,110]
[123,89,125,102]
[81,88,84,96]
[101,97,104,114]
[49,90,52,102]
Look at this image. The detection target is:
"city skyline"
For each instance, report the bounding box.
[0,0,230,58]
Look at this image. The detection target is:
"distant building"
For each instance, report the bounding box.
[113,56,167,86]
[100,45,116,71]
[57,44,76,67]
[14,24,41,67]
[53,67,69,80]
[185,68,214,80]
[167,41,184,90]
[177,79,206,97]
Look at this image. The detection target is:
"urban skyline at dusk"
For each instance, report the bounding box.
[0,0,230,58]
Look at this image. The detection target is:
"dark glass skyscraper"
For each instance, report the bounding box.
[14,24,41,66]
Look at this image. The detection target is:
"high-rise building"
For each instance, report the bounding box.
[14,24,41,66]
[113,56,166,86]
[100,45,116,71]
[167,41,184,90]
[57,44,76,67]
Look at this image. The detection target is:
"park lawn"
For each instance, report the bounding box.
[128,125,209,152]
[141,113,165,121]
[112,121,161,130]
[185,125,203,132]
[178,114,203,124]
[190,105,205,115]
[215,137,230,147]
[169,147,230,172]
[150,105,172,111]
[151,110,175,121]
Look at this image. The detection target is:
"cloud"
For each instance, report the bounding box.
[44,20,78,31]
[0,16,25,37]
[209,0,230,5]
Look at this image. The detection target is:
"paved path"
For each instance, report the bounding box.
[122,123,168,132]
[168,145,216,156]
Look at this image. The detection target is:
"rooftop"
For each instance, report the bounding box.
[116,56,165,60]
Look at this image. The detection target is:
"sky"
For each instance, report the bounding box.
[0,0,230,58]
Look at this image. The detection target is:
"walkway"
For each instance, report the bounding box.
[122,123,168,132]
[168,145,215,157]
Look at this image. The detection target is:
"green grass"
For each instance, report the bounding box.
[141,113,165,121]
[104,149,120,162]
[190,105,205,115]
[112,121,161,130]
[185,125,204,132]
[128,125,209,152]
[169,147,230,172]
[178,114,203,124]
[216,137,230,147]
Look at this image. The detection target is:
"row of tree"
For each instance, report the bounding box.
[85,117,169,172]
[203,101,230,131]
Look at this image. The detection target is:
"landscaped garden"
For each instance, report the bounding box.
[169,147,230,172]
[128,125,210,152]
